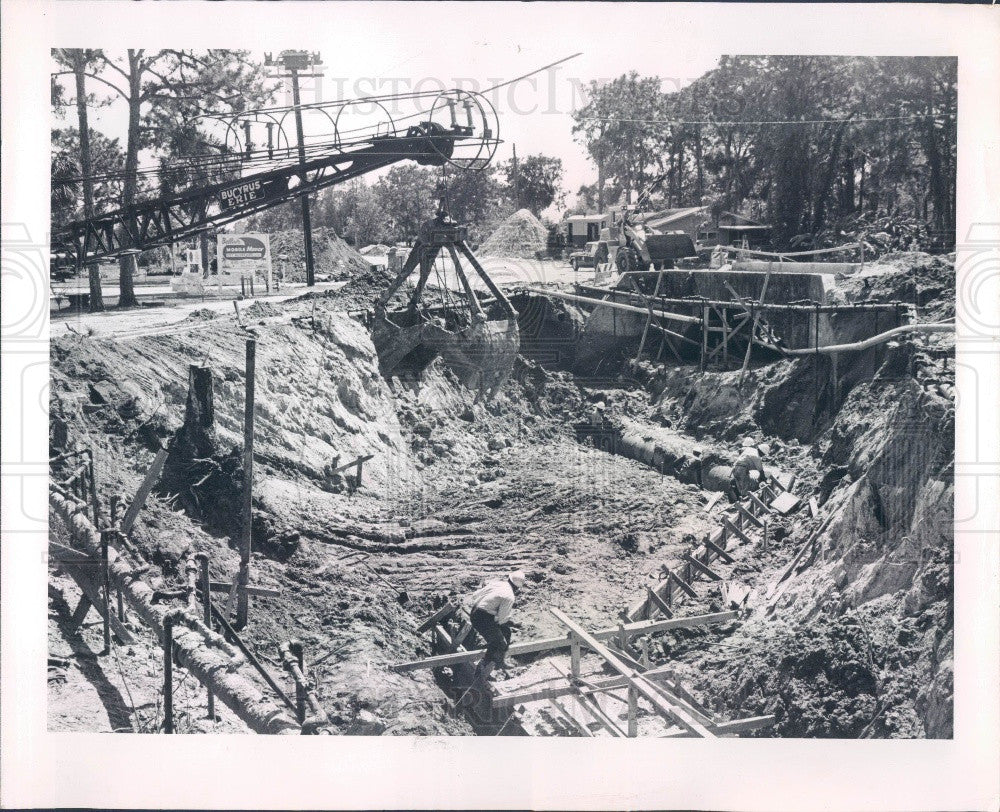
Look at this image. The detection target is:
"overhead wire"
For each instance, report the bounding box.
[572,113,954,126]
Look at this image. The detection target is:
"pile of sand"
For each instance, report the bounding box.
[270,228,370,280]
[479,208,548,259]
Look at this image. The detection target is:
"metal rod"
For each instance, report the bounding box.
[196,553,216,721]
[209,598,297,714]
[100,531,111,654]
[573,284,901,314]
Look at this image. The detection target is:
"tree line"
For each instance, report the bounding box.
[51,48,565,311]
[571,56,956,249]
[245,154,564,247]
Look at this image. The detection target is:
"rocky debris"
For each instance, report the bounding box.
[837,251,956,323]
[479,208,548,258]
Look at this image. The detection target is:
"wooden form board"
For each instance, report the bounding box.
[120,448,168,534]
[549,608,716,737]
[770,491,802,515]
[392,610,738,672]
[61,560,135,644]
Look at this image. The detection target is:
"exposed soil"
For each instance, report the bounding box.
[48,253,954,738]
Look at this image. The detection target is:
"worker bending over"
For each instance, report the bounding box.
[728,440,770,501]
[465,570,527,682]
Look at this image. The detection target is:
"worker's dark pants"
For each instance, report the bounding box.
[471,608,511,668]
[728,461,760,502]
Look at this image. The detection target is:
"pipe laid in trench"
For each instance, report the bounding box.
[50,490,301,735]
[524,287,702,325]
[775,322,954,356]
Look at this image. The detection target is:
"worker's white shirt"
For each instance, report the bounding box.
[734,447,764,471]
[466,579,515,624]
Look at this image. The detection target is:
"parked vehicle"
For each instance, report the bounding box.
[568,240,611,271]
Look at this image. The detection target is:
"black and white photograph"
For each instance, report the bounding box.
[2,1,998,809]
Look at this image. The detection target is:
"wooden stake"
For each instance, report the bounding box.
[703,535,734,563]
[237,339,255,629]
[163,615,174,734]
[738,270,772,388]
[683,553,723,581]
[646,586,673,618]
[627,687,638,737]
[119,448,168,535]
[700,304,709,371]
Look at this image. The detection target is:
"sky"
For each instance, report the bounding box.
[53,3,724,212]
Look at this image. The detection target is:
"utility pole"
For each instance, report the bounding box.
[512,144,522,211]
[265,51,325,287]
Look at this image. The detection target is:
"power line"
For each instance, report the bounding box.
[482,52,583,94]
[573,113,954,126]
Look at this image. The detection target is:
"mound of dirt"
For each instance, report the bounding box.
[837,252,956,322]
[479,208,548,258]
[333,264,410,311]
[271,228,370,281]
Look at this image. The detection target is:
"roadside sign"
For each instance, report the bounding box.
[217,233,273,289]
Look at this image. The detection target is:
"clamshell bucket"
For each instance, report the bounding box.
[370,209,520,400]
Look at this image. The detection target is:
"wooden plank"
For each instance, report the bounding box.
[549,608,715,738]
[494,662,679,707]
[736,501,764,528]
[683,554,723,581]
[70,595,93,628]
[808,497,819,518]
[329,454,375,476]
[652,672,719,722]
[595,647,717,727]
[661,714,775,738]
[49,540,98,566]
[704,491,725,513]
[452,620,473,649]
[770,491,801,515]
[723,516,752,545]
[391,610,739,672]
[63,563,135,644]
[646,587,673,618]
[550,662,626,737]
[547,697,593,737]
[208,581,280,598]
[774,471,796,491]
[746,492,772,517]
[641,676,716,727]
[664,567,698,599]
[237,339,256,629]
[414,602,457,635]
[767,507,838,602]
[703,535,734,563]
[119,448,168,534]
[626,578,665,622]
[434,624,454,651]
